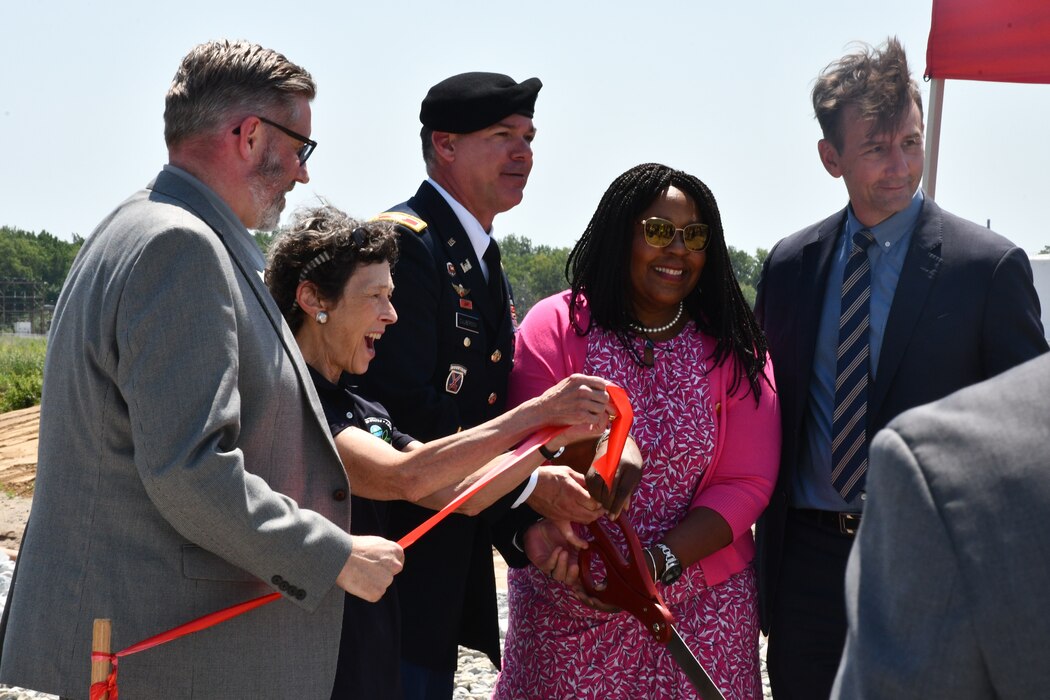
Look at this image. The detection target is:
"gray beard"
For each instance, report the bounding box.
[254,192,284,231]
[250,144,287,231]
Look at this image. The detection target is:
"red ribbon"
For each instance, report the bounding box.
[399,382,633,546]
[89,384,634,697]
[89,592,281,699]
[591,385,633,489]
[398,425,566,547]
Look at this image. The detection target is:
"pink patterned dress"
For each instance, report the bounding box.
[493,323,762,700]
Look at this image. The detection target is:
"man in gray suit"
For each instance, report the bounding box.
[0,40,403,699]
[833,351,1050,698]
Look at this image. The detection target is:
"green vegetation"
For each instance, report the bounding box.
[0,226,83,305]
[253,230,278,256]
[499,234,572,318]
[0,225,768,412]
[499,238,768,316]
[0,336,46,412]
[729,246,769,308]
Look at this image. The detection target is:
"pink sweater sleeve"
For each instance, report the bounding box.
[510,299,779,585]
[508,291,585,408]
[690,356,781,539]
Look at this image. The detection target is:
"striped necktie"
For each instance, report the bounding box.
[831,229,876,501]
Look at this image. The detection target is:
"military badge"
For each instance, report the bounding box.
[446,262,456,276]
[459,299,474,310]
[460,260,473,274]
[452,283,469,297]
[445,364,467,394]
[455,313,481,334]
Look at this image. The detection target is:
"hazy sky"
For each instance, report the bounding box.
[3,1,1049,256]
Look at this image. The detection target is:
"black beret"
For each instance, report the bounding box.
[420,72,542,133]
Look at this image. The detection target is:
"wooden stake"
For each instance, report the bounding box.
[91,618,112,700]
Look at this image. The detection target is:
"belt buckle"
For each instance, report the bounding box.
[838,512,861,535]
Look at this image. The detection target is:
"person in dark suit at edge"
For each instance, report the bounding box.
[357,72,635,699]
[754,37,1047,699]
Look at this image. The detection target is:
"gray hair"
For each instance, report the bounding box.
[164,40,316,147]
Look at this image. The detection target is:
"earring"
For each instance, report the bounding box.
[316,310,328,325]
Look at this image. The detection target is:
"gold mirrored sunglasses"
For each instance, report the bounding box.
[640,217,711,252]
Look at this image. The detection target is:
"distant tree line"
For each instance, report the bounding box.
[498,235,768,317]
[0,227,84,305]
[255,231,768,317]
[2,223,767,326]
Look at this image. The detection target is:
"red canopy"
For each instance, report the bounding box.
[926,0,1050,83]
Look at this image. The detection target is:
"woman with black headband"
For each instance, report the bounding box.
[265,203,612,699]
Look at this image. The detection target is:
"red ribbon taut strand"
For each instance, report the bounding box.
[399,382,633,547]
[89,592,281,700]
[398,425,566,548]
[87,383,634,698]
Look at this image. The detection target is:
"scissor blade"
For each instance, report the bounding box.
[666,625,725,700]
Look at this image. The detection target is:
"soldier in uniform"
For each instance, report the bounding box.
[357,72,606,699]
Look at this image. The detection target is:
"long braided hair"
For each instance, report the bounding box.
[566,162,769,401]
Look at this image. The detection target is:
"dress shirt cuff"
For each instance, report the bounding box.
[511,469,540,508]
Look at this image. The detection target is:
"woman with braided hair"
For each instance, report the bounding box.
[494,163,781,699]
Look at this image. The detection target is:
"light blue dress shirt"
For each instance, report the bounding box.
[791,190,925,512]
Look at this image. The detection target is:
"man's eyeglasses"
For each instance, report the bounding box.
[640,217,711,252]
[233,116,317,165]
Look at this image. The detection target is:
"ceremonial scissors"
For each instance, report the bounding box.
[580,516,726,700]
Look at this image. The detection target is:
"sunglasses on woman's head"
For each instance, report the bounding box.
[640,217,711,252]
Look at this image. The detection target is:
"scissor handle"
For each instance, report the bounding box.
[579,517,673,643]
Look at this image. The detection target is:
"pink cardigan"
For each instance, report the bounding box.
[508,291,781,586]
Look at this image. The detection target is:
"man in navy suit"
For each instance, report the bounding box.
[754,37,1047,699]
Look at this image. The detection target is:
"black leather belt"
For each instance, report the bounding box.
[791,508,862,536]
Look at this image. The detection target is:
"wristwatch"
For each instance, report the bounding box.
[653,542,683,585]
[537,443,565,462]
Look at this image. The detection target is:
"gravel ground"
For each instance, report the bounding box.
[0,558,57,700]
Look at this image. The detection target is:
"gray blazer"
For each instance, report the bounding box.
[0,168,354,699]
[832,352,1050,698]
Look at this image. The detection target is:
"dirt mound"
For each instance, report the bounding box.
[0,405,39,498]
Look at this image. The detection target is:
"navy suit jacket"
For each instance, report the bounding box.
[754,197,1047,632]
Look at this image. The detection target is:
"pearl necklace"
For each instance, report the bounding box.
[629,302,684,335]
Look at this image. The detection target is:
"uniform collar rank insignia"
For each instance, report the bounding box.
[371,211,428,234]
[447,238,456,246]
